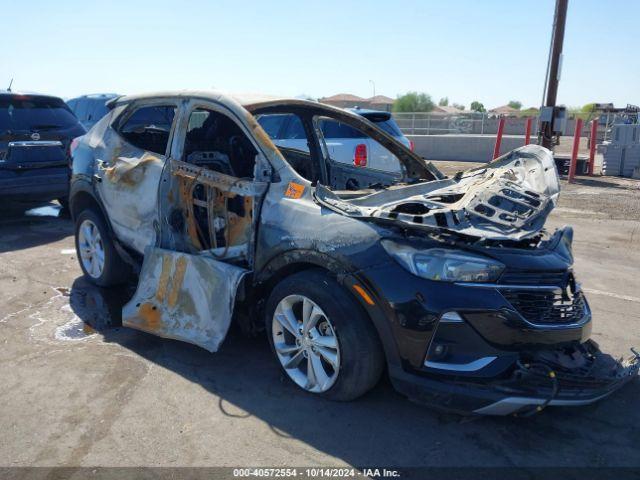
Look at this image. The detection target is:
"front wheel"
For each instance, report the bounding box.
[265,269,384,401]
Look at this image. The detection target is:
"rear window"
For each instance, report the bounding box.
[0,96,79,132]
[320,119,366,139]
[358,113,403,137]
[370,118,403,137]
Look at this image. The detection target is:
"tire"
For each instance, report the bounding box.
[265,269,384,401]
[74,209,130,287]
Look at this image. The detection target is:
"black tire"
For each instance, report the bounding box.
[265,269,384,401]
[74,209,130,287]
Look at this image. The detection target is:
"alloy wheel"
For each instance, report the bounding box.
[272,294,341,393]
[78,219,105,279]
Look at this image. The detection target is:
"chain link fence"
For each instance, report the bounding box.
[392,112,536,136]
[392,111,603,138]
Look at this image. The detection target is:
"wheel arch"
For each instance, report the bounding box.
[69,180,141,272]
[254,250,401,369]
[69,181,108,224]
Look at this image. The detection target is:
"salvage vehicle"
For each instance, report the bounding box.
[1,92,85,205]
[69,91,639,415]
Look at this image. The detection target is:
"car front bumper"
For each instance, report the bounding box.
[389,348,640,415]
[353,257,637,415]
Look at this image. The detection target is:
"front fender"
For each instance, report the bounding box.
[255,249,403,369]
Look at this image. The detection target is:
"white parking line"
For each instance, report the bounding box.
[583,288,640,303]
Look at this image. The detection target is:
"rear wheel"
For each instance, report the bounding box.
[265,269,384,401]
[75,209,129,286]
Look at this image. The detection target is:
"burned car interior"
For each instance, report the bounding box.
[68,92,639,416]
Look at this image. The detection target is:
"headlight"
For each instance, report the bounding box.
[381,240,505,283]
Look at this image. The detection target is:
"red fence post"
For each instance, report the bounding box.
[568,118,583,183]
[588,119,598,175]
[493,117,505,159]
[524,117,532,145]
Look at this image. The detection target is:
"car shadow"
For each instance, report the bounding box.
[67,276,640,468]
[0,201,72,253]
[566,176,637,190]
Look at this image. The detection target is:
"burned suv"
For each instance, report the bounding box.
[69,92,638,415]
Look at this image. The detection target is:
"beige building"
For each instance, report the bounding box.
[319,93,395,112]
[488,105,520,116]
[432,105,466,114]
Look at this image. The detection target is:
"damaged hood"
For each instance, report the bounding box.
[315,145,560,241]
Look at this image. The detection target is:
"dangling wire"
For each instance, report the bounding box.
[514,360,559,417]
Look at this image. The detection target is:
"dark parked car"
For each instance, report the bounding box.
[67,93,118,130]
[69,91,638,415]
[0,92,85,205]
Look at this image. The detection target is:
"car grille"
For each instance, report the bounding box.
[499,269,567,286]
[500,288,587,325]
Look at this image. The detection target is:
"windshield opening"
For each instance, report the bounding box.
[252,105,442,190]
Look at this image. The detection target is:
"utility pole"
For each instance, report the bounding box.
[541,0,568,149]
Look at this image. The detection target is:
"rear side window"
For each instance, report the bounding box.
[118,105,176,155]
[320,119,366,139]
[0,96,79,132]
[370,118,403,137]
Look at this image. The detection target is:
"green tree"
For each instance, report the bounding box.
[452,103,465,111]
[393,92,435,112]
[582,103,596,113]
[508,100,522,110]
[438,97,449,106]
[470,101,486,113]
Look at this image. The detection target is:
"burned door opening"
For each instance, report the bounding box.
[172,160,264,259]
[123,104,269,352]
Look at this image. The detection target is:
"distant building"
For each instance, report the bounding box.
[368,95,395,112]
[319,93,395,112]
[433,105,465,114]
[488,105,520,116]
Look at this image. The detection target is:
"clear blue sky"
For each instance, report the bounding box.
[2,0,638,109]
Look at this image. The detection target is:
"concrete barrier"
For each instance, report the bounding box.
[407,134,531,162]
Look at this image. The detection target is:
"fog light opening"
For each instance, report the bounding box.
[427,343,448,361]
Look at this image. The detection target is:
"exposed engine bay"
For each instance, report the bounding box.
[316,145,560,241]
